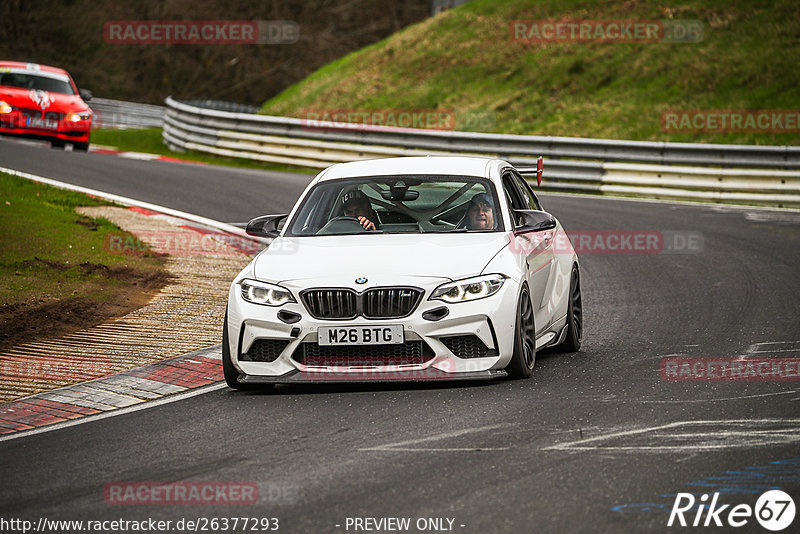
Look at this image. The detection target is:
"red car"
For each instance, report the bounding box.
[0,61,93,151]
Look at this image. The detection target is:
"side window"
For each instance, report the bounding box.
[502,173,527,227]
[511,171,541,211]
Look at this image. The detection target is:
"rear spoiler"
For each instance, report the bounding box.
[515,156,544,187]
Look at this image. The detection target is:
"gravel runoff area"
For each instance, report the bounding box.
[0,206,252,403]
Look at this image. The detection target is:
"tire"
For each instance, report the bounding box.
[50,140,65,149]
[506,284,536,379]
[560,265,583,352]
[73,141,89,152]
[222,310,262,390]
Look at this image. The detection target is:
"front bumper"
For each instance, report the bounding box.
[0,115,90,143]
[226,276,521,382]
[239,368,508,384]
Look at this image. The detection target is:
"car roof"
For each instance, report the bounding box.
[315,156,511,182]
[0,61,71,77]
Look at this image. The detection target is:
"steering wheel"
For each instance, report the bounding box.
[317,216,368,234]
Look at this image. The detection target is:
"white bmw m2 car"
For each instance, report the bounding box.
[223,156,582,389]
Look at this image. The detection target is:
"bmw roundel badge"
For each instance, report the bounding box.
[355,277,368,284]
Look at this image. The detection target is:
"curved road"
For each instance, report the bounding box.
[1,138,799,533]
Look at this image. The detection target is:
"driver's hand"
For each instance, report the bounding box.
[358,216,376,231]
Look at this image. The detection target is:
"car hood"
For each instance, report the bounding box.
[0,86,88,113]
[253,233,510,284]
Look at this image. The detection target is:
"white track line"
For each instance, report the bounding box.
[359,424,511,452]
[0,382,227,443]
[0,165,263,240]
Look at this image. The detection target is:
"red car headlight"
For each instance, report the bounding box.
[66,111,92,122]
[0,101,13,114]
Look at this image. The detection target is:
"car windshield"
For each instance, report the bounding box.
[0,72,75,94]
[286,175,504,236]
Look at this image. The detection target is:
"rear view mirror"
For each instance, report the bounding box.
[79,89,93,102]
[245,214,288,238]
[380,189,419,201]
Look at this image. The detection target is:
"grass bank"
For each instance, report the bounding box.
[0,172,169,349]
[261,0,800,146]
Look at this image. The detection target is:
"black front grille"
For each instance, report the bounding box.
[363,288,422,318]
[292,340,434,367]
[301,287,423,320]
[302,289,358,319]
[440,335,496,359]
[240,339,290,362]
[45,111,64,121]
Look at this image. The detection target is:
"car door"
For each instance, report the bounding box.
[515,172,574,326]
[501,170,555,335]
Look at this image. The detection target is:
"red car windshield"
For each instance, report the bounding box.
[0,72,75,95]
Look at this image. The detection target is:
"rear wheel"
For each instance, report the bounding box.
[506,285,536,379]
[560,266,583,352]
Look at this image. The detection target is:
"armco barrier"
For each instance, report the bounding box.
[163,97,800,208]
[90,98,164,129]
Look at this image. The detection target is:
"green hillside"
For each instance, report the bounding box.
[261,0,800,145]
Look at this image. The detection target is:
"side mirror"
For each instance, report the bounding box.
[79,89,93,102]
[245,214,288,238]
[513,209,557,233]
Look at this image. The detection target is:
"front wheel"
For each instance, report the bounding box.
[73,141,89,152]
[560,266,583,352]
[506,285,536,379]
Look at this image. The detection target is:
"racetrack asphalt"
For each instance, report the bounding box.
[1,137,799,533]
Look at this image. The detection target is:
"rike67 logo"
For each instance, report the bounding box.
[668,490,796,531]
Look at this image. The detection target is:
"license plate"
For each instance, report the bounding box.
[27,117,58,130]
[318,325,404,346]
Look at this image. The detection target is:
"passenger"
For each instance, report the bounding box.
[466,193,495,230]
[341,190,379,231]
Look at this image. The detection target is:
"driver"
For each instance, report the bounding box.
[466,193,495,230]
[341,190,378,231]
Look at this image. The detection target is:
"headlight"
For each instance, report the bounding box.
[66,111,92,122]
[0,101,12,114]
[240,279,296,306]
[430,274,507,303]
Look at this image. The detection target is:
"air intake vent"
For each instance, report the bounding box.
[240,339,290,362]
[292,340,434,367]
[439,335,496,359]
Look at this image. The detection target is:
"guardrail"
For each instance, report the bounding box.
[163,97,800,208]
[90,98,164,129]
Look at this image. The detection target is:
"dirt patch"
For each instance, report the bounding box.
[75,216,100,231]
[0,264,171,351]
[21,257,71,272]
